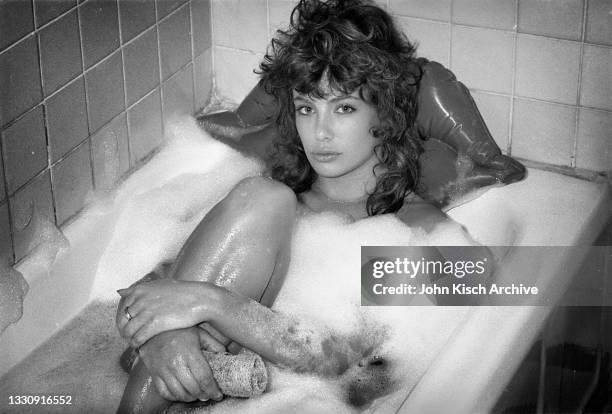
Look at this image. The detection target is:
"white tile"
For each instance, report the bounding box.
[515,34,581,105]
[580,44,612,111]
[162,63,195,125]
[90,114,129,191]
[212,0,268,54]
[511,98,576,166]
[518,0,584,41]
[372,0,388,9]
[390,0,451,21]
[397,17,450,66]
[214,47,262,104]
[128,89,163,163]
[451,26,515,94]
[586,0,612,46]
[471,91,511,153]
[195,50,213,111]
[452,0,517,30]
[0,203,11,263]
[269,0,296,39]
[576,108,612,172]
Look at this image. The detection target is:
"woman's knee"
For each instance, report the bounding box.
[225,176,297,217]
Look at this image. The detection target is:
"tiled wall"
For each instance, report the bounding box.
[0,0,213,264]
[211,0,611,176]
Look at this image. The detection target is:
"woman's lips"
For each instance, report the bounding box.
[311,151,341,162]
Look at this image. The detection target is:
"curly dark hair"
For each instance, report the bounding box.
[259,0,426,215]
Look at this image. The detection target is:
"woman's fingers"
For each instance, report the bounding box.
[162,373,195,402]
[128,320,153,348]
[197,329,227,353]
[197,323,228,352]
[153,376,175,401]
[174,363,206,401]
[188,351,223,401]
[116,304,136,336]
[115,288,140,332]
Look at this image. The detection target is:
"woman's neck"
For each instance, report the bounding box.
[300,157,380,220]
[313,156,379,203]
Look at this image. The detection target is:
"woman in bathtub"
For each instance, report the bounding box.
[116,1,496,412]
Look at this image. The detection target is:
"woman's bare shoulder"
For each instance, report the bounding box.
[396,192,450,232]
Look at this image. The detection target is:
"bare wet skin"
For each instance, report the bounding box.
[343,355,397,408]
[274,321,397,410]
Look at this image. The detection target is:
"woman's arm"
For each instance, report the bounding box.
[396,194,497,304]
[119,280,362,377]
[117,177,297,410]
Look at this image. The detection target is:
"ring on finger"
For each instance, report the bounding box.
[125,306,133,321]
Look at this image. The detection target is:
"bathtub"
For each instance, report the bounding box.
[0,120,609,413]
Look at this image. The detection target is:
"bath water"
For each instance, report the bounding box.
[1,118,475,413]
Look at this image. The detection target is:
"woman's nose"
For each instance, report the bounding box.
[315,113,333,141]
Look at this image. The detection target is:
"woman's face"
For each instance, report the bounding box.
[292,88,380,180]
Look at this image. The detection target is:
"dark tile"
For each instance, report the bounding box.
[79,0,120,68]
[194,49,211,110]
[9,170,54,260]
[128,89,163,163]
[162,63,194,124]
[86,50,125,132]
[46,76,88,162]
[0,202,13,263]
[51,141,93,225]
[1,106,48,194]
[0,144,5,202]
[118,0,156,43]
[34,0,76,28]
[0,35,43,128]
[91,113,129,190]
[124,27,159,107]
[191,0,211,56]
[158,5,191,80]
[39,9,82,96]
[0,0,34,51]
[157,0,188,18]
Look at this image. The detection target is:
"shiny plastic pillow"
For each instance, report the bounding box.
[197,61,526,208]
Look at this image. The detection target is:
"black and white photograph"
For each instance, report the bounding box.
[0,0,611,412]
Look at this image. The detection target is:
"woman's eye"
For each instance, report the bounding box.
[337,104,355,114]
[296,106,313,115]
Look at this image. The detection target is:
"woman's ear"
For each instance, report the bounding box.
[370,127,383,138]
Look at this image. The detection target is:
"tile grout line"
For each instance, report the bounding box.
[189,0,197,114]
[117,0,132,171]
[572,0,590,169]
[266,0,271,44]
[448,0,453,69]
[155,0,166,141]
[507,0,520,156]
[0,106,15,262]
[6,3,612,60]
[32,0,53,225]
[156,0,192,135]
[0,2,79,56]
[210,0,218,101]
[75,0,96,207]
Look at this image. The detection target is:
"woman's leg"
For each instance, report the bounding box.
[117,176,296,413]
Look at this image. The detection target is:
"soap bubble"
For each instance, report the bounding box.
[0,259,29,334]
[17,205,69,273]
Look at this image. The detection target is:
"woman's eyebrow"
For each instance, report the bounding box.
[329,95,360,102]
[292,94,360,103]
[292,95,311,104]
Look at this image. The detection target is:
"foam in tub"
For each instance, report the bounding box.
[1,116,609,414]
[0,261,29,335]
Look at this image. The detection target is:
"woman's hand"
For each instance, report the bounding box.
[116,279,216,348]
[138,327,225,402]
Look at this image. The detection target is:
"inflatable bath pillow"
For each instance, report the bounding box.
[197,61,525,209]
